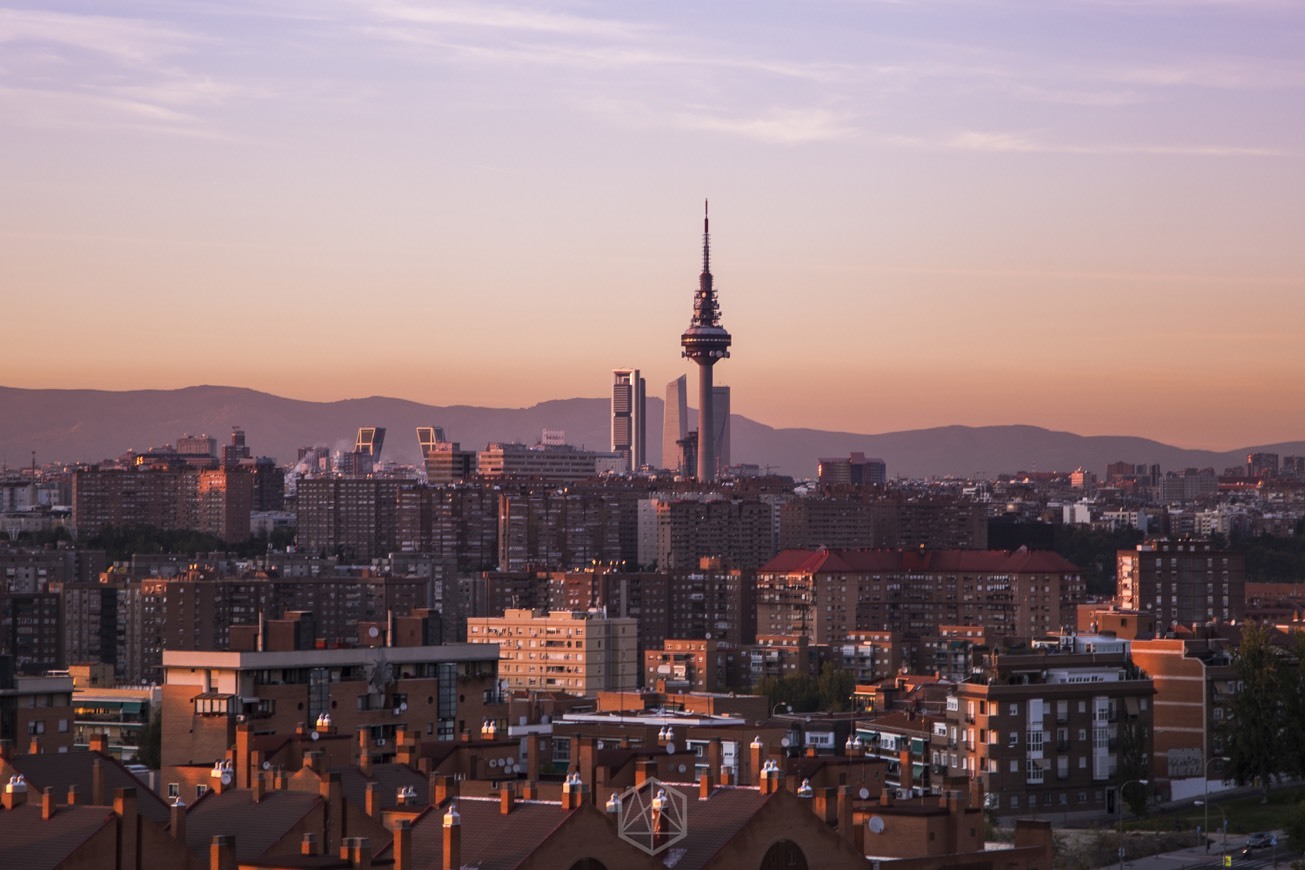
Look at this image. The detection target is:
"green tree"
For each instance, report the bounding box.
[816,662,855,712]
[1117,718,1151,816]
[135,711,162,770]
[1285,801,1305,856]
[1281,631,1305,782]
[1220,621,1285,802]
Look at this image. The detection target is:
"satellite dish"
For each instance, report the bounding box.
[399,703,408,712]
[311,731,320,742]
[868,815,885,834]
[666,742,676,755]
[220,772,233,786]
[262,761,271,770]
[859,787,870,800]
[489,758,498,768]
[678,764,687,773]
[780,737,791,748]
[369,626,380,638]
[596,740,604,750]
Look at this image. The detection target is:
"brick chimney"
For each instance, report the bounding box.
[561,771,587,810]
[342,836,372,870]
[210,834,237,870]
[500,784,515,815]
[442,803,461,870]
[170,798,187,842]
[899,749,913,792]
[252,770,266,804]
[66,784,80,806]
[357,728,373,776]
[698,772,713,800]
[115,789,140,865]
[634,758,657,787]
[92,757,106,805]
[321,772,345,856]
[432,773,458,807]
[837,785,854,844]
[301,833,319,856]
[42,786,56,820]
[235,723,252,788]
[28,736,41,755]
[759,760,782,795]
[748,737,765,787]
[88,733,109,755]
[365,782,380,819]
[392,819,412,870]
[812,786,836,825]
[526,733,540,781]
[2,774,28,810]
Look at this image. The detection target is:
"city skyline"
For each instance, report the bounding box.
[2,1,1303,450]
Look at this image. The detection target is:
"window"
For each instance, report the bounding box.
[168,783,180,799]
[196,784,209,798]
[58,719,69,733]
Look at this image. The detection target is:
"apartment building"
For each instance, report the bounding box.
[467,608,638,693]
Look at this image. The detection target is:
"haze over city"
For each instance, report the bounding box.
[3,1,1303,449]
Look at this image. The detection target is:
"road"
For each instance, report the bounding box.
[1104,832,1289,870]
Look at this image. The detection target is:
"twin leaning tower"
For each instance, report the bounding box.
[680,201,732,483]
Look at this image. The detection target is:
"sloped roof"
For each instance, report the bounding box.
[12,750,172,822]
[0,803,116,870]
[393,798,573,870]
[185,788,322,860]
[337,762,428,810]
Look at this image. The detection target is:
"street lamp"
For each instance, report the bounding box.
[1117,778,1149,870]
[1202,756,1231,854]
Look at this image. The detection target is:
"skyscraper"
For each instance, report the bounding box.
[712,384,730,473]
[611,368,646,471]
[663,375,688,473]
[679,202,731,482]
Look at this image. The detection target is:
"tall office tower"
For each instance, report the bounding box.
[355,427,386,457]
[611,368,646,471]
[712,384,731,473]
[416,426,448,459]
[663,375,688,473]
[679,202,731,482]
[222,427,251,469]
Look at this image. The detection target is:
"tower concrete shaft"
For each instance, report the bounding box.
[680,201,731,482]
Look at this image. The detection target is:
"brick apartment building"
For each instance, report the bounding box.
[467,608,638,693]
[1117,539,1246,629]
[757,548,1084,644]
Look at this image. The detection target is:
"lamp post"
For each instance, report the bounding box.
[1202,756,1230,854]
[1117,778,1149,870]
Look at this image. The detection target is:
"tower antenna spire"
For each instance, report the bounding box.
[702,198,710,275]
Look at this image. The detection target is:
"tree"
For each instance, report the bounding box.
[135,711,162,770]
[1117,717,1151,816]
[816,662,855,712]
[1280,631,1305,782]
[1220,621,1285,802]
[1284,800,1305,856]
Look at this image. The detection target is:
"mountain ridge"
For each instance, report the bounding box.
[1,385,1298,479]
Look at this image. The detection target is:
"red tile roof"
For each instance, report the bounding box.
[12,750,172,823]
[0,803,116,870]
[185,788,322,860]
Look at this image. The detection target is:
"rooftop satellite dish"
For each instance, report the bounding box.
[262,761,271,770]
[859,787,870,800]
[220,772,232,786]
[780,737,791,748]
[310,731,320,742]
[666,742,676,755]
[868,815,885,834]
[368,626,380,638]
[596,740,604,750]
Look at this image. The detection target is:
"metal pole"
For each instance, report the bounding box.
[1117,778,1148,870]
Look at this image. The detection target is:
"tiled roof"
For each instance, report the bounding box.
[394,798,572,870]
[337,763,428,809]
[657,783,771,869]
[12,750,172,823]
[760,547,1080,575]
[0,803,116,870]
[186,788,322,860]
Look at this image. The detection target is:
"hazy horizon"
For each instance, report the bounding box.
[3,2,1302,449]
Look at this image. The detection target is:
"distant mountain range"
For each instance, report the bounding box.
[1,385,1300,480]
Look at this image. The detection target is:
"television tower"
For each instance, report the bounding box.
[680,201,731,482]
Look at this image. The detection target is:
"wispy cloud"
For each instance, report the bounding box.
[674,107,858,144]
[945,129,1288,156]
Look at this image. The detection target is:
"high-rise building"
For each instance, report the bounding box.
[610,368,646,472]
[712,384,731,473]
[467,608,638,693]
[680,202,731,482]
[663,375,688,473]
[1117,539,1245,628]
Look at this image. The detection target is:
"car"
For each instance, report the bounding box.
[1241,833,1273,854]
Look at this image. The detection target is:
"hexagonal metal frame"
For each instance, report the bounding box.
[615,777,689,856]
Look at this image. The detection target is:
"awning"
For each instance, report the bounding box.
[1124,697,1140,715]
[858,730,879,742]
[910,738,926,754]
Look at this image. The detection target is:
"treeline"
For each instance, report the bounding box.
[753,662,856,714]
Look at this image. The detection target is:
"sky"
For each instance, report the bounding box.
[2,1,1303,450]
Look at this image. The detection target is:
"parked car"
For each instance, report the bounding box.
[1241,833,1273,855]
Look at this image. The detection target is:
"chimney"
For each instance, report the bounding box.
[748,737,765,787]
[561,771,587,810]
[393,819,412,870]
[521,781,539,800]
[837,785,854,844]
[634,759,657,787]
[899,749,913,792]
[66,784,80,806]
[211,760,234,795]
[720,765,734,786]
[301,833,319,856]
[500,784,515,815]
[42,786,56,820]
[2,775,28,810]
[92,758,106,805]
[442,803,461,870]
[343,836,372,870]
[170,798,187,842]
[365,782,380,819]
[578,738,598,796]
[252,770,266,804]
[812,786,836,825]
[698,772,712,800]
[0,738,12,760]
[235,723,252,788]
[304,751,325,772]
[432,773,458,807]
[526,733,541,781]
[88,733,109,755]
[759,760,782,796]
[210,834,237,870]
[880,787,894,807]
[706,738,723,782]
[28,737,41,755]
[357,728,373,776]
[115,788,139,866]
[321,772,345,856]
